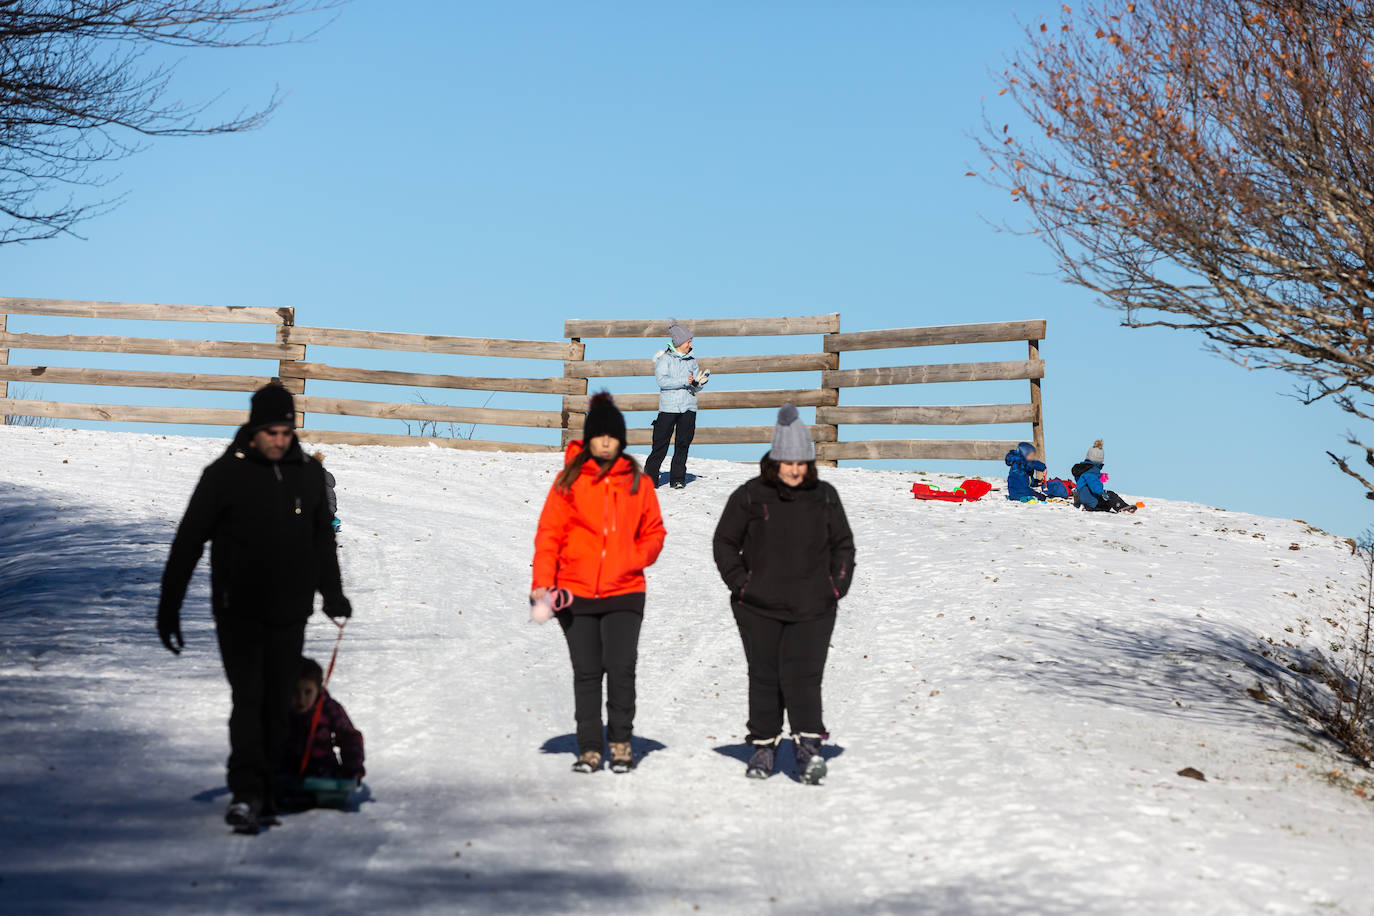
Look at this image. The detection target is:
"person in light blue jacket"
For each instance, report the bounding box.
[644,318,709,489]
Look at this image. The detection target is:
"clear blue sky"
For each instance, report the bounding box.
[2,2,1363,537]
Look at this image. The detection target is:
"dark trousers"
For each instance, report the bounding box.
[1081,489,1133,512]
[558,610,644,753]
[732,604,836,740]
[215,616,306,800]
[644,411,697,486]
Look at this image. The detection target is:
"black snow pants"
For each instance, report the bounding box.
[732,603,836,741]
[558,602,644,754]
[644,411,697,487]
[1081,489,1134,512]
[215,615,306,801]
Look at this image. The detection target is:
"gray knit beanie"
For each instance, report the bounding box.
[668,317,693,348]
[1085,438,1104,463]
[769,403,815,462]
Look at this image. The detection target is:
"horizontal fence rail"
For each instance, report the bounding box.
[0,296,290,325]
[815,404,1035,426]
[565,314,841,338]
[0,331,305,361]
[821,359,1045,389]
[0,365,302,394]
[822,319,1047,352]
[282,326,582,361]
[816,439,1023,461]
[573,352,837,379]
[292,362,583,395]
[0,299,1047,467]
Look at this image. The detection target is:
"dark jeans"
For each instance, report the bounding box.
[558,608,644,753]
[644,411,697,486]
[732,604,836,740]
[215,616,306,801]
[1080,489,1133,512]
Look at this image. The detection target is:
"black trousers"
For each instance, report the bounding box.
[1081,489,1133,512]
[644,411,697,486]
[215,616,306,800]
[558,609,644,753]
[732,604,836,740]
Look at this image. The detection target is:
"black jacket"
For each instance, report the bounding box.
[712,472,856,621]
[159,427,345,624]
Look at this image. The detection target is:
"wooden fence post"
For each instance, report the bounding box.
[817,314,840,468]
[274,308,306,426]
[562,337,587,447]
[1028,336,1045,465]
[0,313,8,402]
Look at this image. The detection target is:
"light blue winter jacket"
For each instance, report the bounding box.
[653,344,703,413]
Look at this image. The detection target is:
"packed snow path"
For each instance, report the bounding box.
[1,426,1371,915]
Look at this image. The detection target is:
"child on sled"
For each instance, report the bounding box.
[276,657,365,810]
[1071,440,1136,513]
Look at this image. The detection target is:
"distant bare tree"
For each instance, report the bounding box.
[979,0,1374,496]
[0,0,341,244]
[2,383,53,425]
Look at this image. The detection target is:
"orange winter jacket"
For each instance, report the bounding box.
[532,443,667,598]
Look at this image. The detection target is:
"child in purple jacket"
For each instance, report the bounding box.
[283,656,365,783]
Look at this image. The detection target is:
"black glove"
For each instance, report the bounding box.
[324,596,353,620]
[157,605,184,655]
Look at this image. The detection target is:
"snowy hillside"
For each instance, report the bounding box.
[1,425,1371,915]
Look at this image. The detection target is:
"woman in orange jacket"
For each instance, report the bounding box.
[532,392,666,773]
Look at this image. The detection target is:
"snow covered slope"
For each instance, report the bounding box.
[1,425,1370,915]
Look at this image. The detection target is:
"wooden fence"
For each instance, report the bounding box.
[0,297,1045,465]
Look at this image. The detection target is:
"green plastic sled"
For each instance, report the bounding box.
[300,776,358,809]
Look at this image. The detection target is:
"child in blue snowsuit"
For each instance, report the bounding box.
[1071,439,1135,513]
[1004,441,1048,501]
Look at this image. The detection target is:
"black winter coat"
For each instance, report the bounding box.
[159,428,345,624]
[712,472,856,621]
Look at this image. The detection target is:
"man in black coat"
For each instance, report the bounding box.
[157,383,351,832]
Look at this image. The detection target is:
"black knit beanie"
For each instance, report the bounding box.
[248,383,297,431]
[583,391,627,449]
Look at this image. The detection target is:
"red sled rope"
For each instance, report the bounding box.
[298,618,347,777]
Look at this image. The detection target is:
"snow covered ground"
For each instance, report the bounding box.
[1,424,1371,915]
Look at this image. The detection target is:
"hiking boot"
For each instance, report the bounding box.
[571,750,603,773]
[794,734,827,785]
[225,796,261,834]
[745,738,779,779]
[670,481,686,490]
[609,741,635,774]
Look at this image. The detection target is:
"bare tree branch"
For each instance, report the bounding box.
[980,0,1374,498]
[0,0,342,243]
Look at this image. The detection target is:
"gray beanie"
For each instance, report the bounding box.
[770,403,815,462]
[1085,438,1104,463]
[668,317,693,348]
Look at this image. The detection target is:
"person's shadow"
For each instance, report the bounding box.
[649,472,700,488]
[540,733,668,766]
[712,740,846,783]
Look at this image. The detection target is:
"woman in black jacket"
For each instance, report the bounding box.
[712,404,856,784]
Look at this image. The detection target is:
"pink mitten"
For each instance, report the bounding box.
[1099,472,1110,483]
[529,588,572,624]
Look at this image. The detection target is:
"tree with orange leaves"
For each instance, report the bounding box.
[980,0,1374,497]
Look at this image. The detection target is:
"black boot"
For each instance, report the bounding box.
[794,734,827,785]
[225,795,262,834]
[745,736,779,779]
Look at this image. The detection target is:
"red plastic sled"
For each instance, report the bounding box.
[911,479,993,503]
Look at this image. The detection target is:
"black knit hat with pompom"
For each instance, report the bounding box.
[583,391,627,449]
